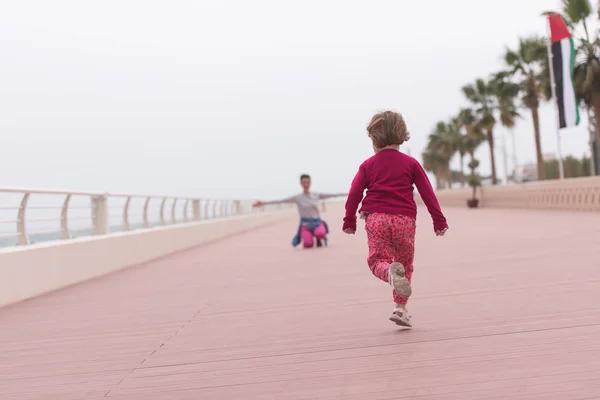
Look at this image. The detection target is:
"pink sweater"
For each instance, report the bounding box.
[343,149,448,232]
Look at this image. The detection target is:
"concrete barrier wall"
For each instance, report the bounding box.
[417,187,476,208]
[419,176,600,212]
[0,209,296,307]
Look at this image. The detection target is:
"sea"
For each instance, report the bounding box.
[0,222,159,248]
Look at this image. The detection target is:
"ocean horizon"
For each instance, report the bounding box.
[0,222,161,248]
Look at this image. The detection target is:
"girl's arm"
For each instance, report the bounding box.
[412,161,448,233]
[342,165,367,232]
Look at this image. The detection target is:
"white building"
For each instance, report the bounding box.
[513,153,556,183]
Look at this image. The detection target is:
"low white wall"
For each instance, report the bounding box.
[417,176,600,212]
[0,209,296,308]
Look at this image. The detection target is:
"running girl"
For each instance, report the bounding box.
[343,110,448,328]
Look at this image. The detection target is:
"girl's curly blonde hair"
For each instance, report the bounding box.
[367,111,410,149]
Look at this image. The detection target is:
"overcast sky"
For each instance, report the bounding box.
[0,0,594,200]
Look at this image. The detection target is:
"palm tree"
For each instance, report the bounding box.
[457,108,478,138]
[429,122,455,188]
[562,0,593,25]
[574,64,600,175]
[543,0,600,174]
[504,36,549,180]
[448,117,467,187]
[422,150,447,190]
[423,121,459,189]
[492,71,522,180]
[560,0,600,167]
[492,72,521,127]
[462,78,499,184]
[457,108,486,164]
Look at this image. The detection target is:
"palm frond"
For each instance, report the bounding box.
[503,35,550,108]
[520,37,547,65]
[504,49,521,66]
[562,0,592,24]
[462,84,478,102]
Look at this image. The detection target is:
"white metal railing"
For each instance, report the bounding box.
[0,187,292,247]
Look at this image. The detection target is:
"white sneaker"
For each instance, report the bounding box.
[388,262,412,298]
[389,308,412,328]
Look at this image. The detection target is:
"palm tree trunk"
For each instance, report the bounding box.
[469,151,476,200]
[530,105,545,180]
[487,128,498,185]
[434,171,443,190]
[460,154,465,188]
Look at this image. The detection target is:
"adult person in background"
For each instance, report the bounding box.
[253,174,347,248]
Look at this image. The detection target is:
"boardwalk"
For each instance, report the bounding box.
[1,205,600,399]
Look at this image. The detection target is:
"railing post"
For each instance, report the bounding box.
[171,198,178,224]
[91,194,109,235]
[60,194,72,239]
[17,193,30,245]
[235,200,242,215]
[160,197,167,225]
[192,199,201,221]
[143,197,151,228]
[183,199,190,222]
[123,196,131,231]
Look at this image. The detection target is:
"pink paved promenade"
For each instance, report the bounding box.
[1,206,600,399]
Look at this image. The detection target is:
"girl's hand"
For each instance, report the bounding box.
[342,220,356,235]
[252,201,265,208]
[435,228,448,237]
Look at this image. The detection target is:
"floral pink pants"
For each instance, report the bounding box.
[365,213,416,305]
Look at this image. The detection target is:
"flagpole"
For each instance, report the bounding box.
[546,16,566,180]
[588,106,598,176]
